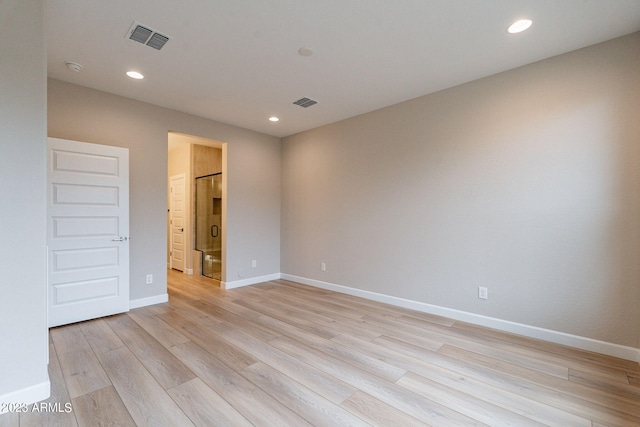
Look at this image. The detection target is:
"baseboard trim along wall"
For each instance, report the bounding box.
[0,381,50,413]
[129,293,169,309]
[280,273,640,363]
[223,273,282,290]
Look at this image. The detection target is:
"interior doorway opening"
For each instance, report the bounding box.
[167,132,226,285]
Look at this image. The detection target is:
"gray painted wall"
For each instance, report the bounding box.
[48,79,281,299]
[282,33,640,348]
[0,0,49,399]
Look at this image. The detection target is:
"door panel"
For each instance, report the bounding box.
[47,137,129,327]
[55,277,119,304]
[170,174,185,271]
[53,183,119,205]
[52,217,119,237]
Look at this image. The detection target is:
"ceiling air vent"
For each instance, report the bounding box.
[126,22,170,50]
[293,97,318,108]
[146,33,170,50]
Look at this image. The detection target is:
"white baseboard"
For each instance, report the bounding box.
[222,273,282,290]
[281,273,640,363]
[185,269,193,275]
[129,293,169,309]
[0,381,50,412]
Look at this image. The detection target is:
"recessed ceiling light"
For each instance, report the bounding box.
[269,116,280,122]
[126,71,144,79]
[507,19,532,34]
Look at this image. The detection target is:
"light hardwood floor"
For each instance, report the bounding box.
[2,269,639,426]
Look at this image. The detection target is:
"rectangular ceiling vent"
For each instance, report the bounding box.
[126,22,170,50]
[293,97,318,108]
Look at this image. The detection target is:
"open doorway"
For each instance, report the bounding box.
[168,132,226,285]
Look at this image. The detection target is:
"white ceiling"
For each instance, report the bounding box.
[47,0,640,138]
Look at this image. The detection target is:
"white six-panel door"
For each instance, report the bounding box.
[169,174,185,272]
[47,137,129,327]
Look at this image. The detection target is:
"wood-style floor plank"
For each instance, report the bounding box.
[96,347,195,426]
[104,314,196,390]
[17,269,638,426]
[19,342,78,427]
[55,345,112,399]
[169,340,313,426]
[397,372,549,427]
[332,332,604,426]
[71,386,136,427]
[277,327,407,383]
[78,318,125,355]
[450,321,640,374]
[49,322,90,354]
[393,315,571,379]
[157,308,259,372]
[439,344,640,426]
[167,378,253,427]
[256,290,383,340]
[234,296,342,340]
[340,390,430,427]
[628,372,640,387]
[189,298,283,342]
[569,368,640,400]
[240,362,369,427]
[0,411,19,427]
[126,308,190,348]
[271,334,488,427]
[209,318,357,405]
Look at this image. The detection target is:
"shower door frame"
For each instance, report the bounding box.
[195,172,223,280]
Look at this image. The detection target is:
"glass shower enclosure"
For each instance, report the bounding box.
[195,173,222,280]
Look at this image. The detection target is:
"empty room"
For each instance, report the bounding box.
[2,0,640,425]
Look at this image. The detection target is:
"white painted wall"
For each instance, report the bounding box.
[282,33,640,349]
[0,0,50,403]
[48,79,281,299]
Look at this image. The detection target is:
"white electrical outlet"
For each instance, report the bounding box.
[321,262,326,271]
[146,274,153,285]
[252,260,257,268]
[478,286,488,300]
